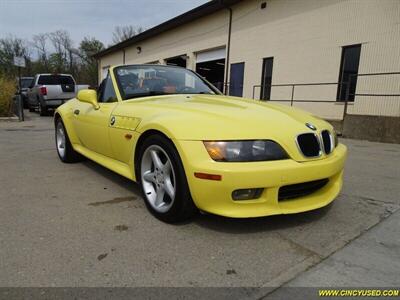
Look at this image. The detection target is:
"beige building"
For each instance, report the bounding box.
[95,0,400,141]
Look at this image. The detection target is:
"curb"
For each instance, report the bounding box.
[0,116,19,122]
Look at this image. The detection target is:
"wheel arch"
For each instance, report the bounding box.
[132,128,198,222]
[54,111,62,126]
[53,107,80,145]
[133,129,172,180]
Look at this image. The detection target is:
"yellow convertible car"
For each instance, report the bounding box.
[54,64,347,223]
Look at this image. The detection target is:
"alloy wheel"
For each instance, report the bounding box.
[141,145,176,213]
[56,122,66,158]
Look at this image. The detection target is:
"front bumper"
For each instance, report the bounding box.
[175,141,347,218]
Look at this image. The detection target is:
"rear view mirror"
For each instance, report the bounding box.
[77,89,99,109]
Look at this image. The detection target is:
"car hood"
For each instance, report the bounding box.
[120,94,331,140]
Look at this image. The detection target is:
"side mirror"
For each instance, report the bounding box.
[77,89,99,109]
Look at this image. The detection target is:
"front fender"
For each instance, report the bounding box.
[135,112,205,141]
[136,121,177,141]
[54,99,80,145]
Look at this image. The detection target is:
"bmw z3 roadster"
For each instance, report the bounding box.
[54,64,347,223]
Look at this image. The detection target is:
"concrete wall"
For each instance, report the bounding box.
[229,0,400,119]
[98,0,400,120]
[342,115,400,143]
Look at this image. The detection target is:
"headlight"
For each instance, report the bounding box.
[203,140,288,162]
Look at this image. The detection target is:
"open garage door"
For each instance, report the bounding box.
[166,55,187,68]
[196,48,226,92]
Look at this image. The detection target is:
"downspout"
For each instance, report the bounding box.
[224,5,233,95]
[122,49,126,65]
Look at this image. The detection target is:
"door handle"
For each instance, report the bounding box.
[74,109,80,115]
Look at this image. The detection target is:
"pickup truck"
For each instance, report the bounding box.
[27,74,88,116]
[16,77,34,108]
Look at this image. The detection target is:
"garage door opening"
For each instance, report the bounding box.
[165,55,187,68]
[196,48,226,92]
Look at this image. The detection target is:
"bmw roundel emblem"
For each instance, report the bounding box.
[110,116,116,126]
[305,122,317,131]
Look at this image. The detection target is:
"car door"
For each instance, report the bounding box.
[72,73,118,157]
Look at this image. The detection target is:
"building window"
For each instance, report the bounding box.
[260,57,274,100]
[229,62,245,97]
[337,44,361,102]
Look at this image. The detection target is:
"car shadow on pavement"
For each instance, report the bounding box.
[192,204,332,234]
[81,159,142,196]
[79,158,332,233]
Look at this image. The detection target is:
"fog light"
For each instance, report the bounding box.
[232,188,263,200]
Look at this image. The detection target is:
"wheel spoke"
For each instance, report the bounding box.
[163,160,171,174]
[58,133,65,148]
[56,124,66,156]
[143,171,156,183]
[164,177,175,199]
[141,144,176,213]
[150,150,163,169]
[154,188,165,207]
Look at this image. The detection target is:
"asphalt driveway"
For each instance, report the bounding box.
[0,111,399,296]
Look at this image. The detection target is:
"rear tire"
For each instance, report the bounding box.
[137,135,197,223]
[55,118,85,163]
[39,100,48,116]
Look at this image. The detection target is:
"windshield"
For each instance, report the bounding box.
[21,78,33,88]
[114,65,219,100]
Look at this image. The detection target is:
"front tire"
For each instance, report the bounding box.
[55,118,84,163]
[138,135,197,223]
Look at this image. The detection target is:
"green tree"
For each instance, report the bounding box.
[1,31,105,86]
[0,36,30,79]
[48,30,73,74]
[32,33,50,71]
[77,37,104,86]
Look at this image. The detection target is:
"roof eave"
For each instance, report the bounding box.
[93,0,241,59]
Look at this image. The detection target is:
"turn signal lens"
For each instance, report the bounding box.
[194,172,222,181]
[203,141,226,161]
